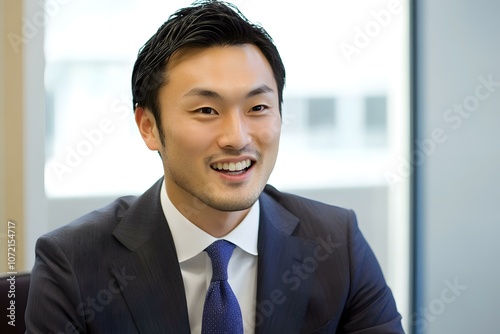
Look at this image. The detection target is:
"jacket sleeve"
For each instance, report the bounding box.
[341,210,405,334]
[25,235,87,334]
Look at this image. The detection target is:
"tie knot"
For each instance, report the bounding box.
[205,240,236,282]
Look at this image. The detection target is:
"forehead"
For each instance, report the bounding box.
[163,44,277,93]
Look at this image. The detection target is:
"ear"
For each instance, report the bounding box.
[135,105,162,151]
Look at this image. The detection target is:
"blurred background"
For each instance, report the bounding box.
[1,0,499,333]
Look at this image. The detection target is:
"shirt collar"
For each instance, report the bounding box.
[160,180,259,263]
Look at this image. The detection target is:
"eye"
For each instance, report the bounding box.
[197,107,217,115]
[250,105,268,112]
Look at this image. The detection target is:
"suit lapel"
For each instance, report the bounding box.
[108,181,316,333]
[255,189,316,334]
[111,179,190,334]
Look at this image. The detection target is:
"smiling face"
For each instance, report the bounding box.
[137,44,281,219]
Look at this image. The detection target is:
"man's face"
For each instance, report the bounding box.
[147,44,281,213]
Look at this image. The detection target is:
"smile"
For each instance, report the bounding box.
[210,159,253,173]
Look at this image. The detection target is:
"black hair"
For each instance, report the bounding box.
[131,0,285,143]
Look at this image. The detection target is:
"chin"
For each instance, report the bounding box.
[205,194,259,212]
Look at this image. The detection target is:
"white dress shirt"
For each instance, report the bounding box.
[160,181,259,333]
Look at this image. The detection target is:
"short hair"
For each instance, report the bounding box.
[131,0,286,141]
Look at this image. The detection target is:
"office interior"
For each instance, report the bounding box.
[1,1,499,333]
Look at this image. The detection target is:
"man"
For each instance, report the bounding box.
[26,1,404,333]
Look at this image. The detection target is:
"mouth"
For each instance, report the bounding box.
[210,158,253,175]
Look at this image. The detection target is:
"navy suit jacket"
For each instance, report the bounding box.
[25,179,404,333]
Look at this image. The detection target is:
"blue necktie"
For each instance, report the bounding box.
[202,240,244,334]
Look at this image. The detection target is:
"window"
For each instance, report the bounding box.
[365,95,388,147]
[308,98,337,129]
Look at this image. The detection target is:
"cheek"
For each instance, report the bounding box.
[166,125,213,156]
[256,117,282,146]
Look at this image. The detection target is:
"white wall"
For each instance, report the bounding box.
[417,1,500,333]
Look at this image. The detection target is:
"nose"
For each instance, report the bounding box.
[217,112,252,150]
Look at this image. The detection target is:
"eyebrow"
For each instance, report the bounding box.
[183,85,275,100]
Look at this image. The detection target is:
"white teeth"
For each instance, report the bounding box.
[212,159,252,172]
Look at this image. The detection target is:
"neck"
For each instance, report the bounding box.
[190,206,250,238]
[166,188,251,238]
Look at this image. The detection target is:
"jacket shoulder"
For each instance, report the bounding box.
[44,195,138,242]
[263,184,354,225]
[36,195,139,265]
